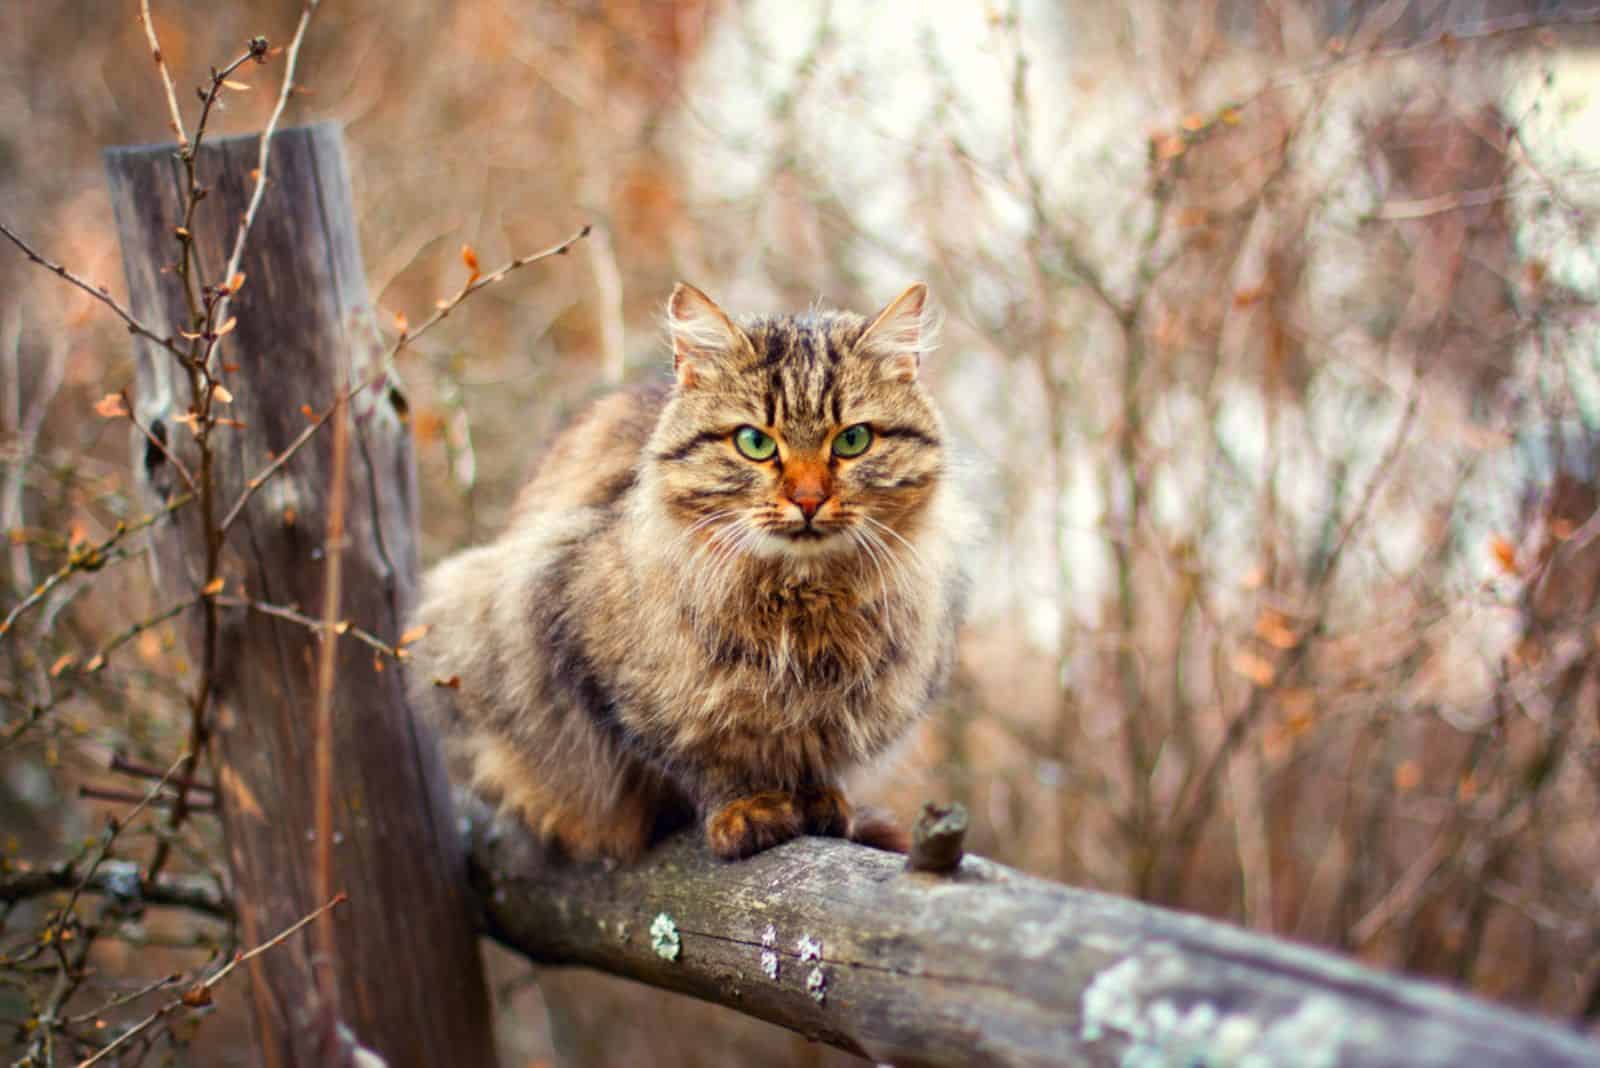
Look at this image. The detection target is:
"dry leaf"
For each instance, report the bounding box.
[334,620,351,635]
[202,577,225,596]
[394,311,408,336]
[94,393,129,419]
[434,675,462,689]
[1230,650,1276,688]
[1489,535,1517,575]
[1253,611,1298,650]
[1393,760,1422,793]
[214,316,237,338]
[49,654,75,678]
[461,244,480,275]
[222,79,250,91]
[212,384,234,404]
[397,623,430,647]
[226,272,247,294]
[181,984,213,1008]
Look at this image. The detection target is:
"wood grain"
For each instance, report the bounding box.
[472,812,1600,1068]
[105,123,498,1068]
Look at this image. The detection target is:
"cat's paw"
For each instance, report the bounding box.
[706,791,803,860]
[798,785,852,838]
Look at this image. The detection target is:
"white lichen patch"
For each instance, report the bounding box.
[797,933,823,963]
[649,912,681,962]
[806,965,828,1004]
[1080,947,1373,1068]
[761,923,781,979]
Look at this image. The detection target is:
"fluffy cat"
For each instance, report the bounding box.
[409,282,967,860]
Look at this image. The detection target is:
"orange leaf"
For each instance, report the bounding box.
[226,272,247,294]
[214,316,237,338]
[397,623,430,647]
[394,312,409,336]
[1393,760,1422,793]
[49,654,76,678]
[1253,611,1298,650]
[181,984,213,1008]
[461,244,480,274]
[94,393,129,419]
[212,384,234,404]
[1230,651,1276,688]
[434,675,462,689]
[334,620,351,635]
[1489,535,1517,575]
[202,577,225,596]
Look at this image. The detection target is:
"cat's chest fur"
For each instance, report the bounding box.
[607,551,921,741]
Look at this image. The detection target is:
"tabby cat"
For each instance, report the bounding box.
[409,282,967,860]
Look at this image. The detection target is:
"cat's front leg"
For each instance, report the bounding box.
[798,780,910,853]
[696,775,910,860]
[703,789,805,860]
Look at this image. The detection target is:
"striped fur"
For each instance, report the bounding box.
[410,283,967,860]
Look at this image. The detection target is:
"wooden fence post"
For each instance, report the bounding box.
[104,122,499,1067]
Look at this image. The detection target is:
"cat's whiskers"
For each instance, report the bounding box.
[860,513,931,578]
[848,515,912,593]
[845,526,892,612]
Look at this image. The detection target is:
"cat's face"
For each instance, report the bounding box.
[648,284,943,565]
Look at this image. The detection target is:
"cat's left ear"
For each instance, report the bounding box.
[856,283,934,383]
[667,282,749,389]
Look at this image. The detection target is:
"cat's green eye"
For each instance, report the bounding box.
[832,424,873,458]
[734,425,778,461]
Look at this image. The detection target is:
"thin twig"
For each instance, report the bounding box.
[206,0,323,376]
[121,388,199,496]
[0,222,183,359]
[79,784,217,813]
[212,595,402,659]
[216,224,592,536]
[76,892,345,1068]
[55,754,190,938]
[136,0,189,148]
[0,495,194,639]
[311,382,348,1008]
[109,752,214,795]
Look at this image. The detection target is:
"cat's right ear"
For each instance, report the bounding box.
[667,283,747,389]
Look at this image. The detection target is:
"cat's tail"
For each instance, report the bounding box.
[847,806,909,853]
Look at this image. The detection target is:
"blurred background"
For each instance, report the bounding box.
[4,0,1600,1064]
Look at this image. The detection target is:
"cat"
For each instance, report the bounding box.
[408,281,967,861]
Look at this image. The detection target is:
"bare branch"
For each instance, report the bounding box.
[136,0,189,148]
[77,893,345,1068]
[0,222,183,359]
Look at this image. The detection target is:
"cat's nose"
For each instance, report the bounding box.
[791,489,826,520]
[784,464,831,521]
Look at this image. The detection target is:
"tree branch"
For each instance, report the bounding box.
[469,810,1600,1068]
[0,863,230,920]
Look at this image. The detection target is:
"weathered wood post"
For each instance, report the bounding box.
[105,122,499,1067]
